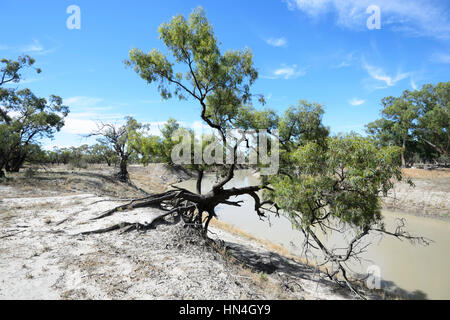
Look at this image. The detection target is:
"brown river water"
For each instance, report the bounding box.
[177,170,450,299]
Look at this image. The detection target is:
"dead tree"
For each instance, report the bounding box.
[87,117,141,182]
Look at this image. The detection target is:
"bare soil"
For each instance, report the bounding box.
[0,164,357,300]
[382,168,450,219]
[1,165,445,300]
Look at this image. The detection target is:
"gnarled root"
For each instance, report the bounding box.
[81,183,275,238]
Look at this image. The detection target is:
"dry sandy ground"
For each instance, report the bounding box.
[382,168,450,218]
[2,165,445,300]
[0,166,358,300]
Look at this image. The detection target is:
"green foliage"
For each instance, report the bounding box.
[88,143,118,166]
[0,56,69,174]
[160,118,181,164]
[367,82,449,165]
[414,82,449,159]
[125,6,261,135]
[130,133,163,166]
[258,271,268,282]
[235,105,278,131]
[95,116,142,160]
[278,100,329,149]
[266,134,403,230]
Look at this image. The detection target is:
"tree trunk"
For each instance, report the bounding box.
[104,157,111,167]
[6,151,26,173]
[10,157,25,172]
[401,136,406,168]
[117,157,129,182]
[196,169,204,194]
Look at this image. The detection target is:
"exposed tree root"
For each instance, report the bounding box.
[81,208,182,235]
[82,172,277,239]
[91,191,180,220]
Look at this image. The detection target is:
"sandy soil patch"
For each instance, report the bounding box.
[382,169,450,218]
[0,187,356,300]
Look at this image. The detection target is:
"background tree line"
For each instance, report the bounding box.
[366,81,449,167]
[1,55,448,177]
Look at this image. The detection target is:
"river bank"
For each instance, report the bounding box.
[0,168,359,300]
[382,168,450,220]
[0,164,448,299]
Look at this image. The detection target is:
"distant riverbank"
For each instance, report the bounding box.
[382,168,450,220]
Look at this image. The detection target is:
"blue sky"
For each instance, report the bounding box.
[1,0,449,149]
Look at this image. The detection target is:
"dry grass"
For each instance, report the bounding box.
[236,265,291,299]
[129,173,167,193]
[209,218,312,268]
[208,233,292,299]
[402,168,450,179]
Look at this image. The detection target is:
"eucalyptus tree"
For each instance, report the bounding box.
[89,116,142,182]
[89,143,119,166]
[380,95,418,167]
[413,82,449,161]
[0,55,41,124]
[82,7,427,298]
[0,56,68,177]
[367,82,449,164]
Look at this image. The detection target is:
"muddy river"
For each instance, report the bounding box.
[177,170,450,299]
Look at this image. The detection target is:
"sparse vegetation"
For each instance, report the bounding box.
[0,3,447,302]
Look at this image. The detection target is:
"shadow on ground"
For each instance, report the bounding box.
[223,240,429,300]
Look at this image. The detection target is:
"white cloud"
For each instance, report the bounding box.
[62,118,99,135]
[410,78,418,90]
[349,98,366,106]
[62,112,128,135]
[283,0,450,39]
[189,120,214,136]
[140,121,166,136]
[0,39,59,55]
[333,52,357,68]
[60,96,127,135]
[265,37,288,47]
[263,64,306,80]
[21,40,44,53]
[430,52,450,64]
[64,96,104,107]
[362,60,411,87]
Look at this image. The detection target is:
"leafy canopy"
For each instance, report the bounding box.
[125,7,262,136]
[0,57,68,174]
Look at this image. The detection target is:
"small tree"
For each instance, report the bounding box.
[367,82,449,165]
[0,56,68,177]
[89,143,118,166]
[89,116,142,182]
[0,55,41,123]
[160,118,181,165]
